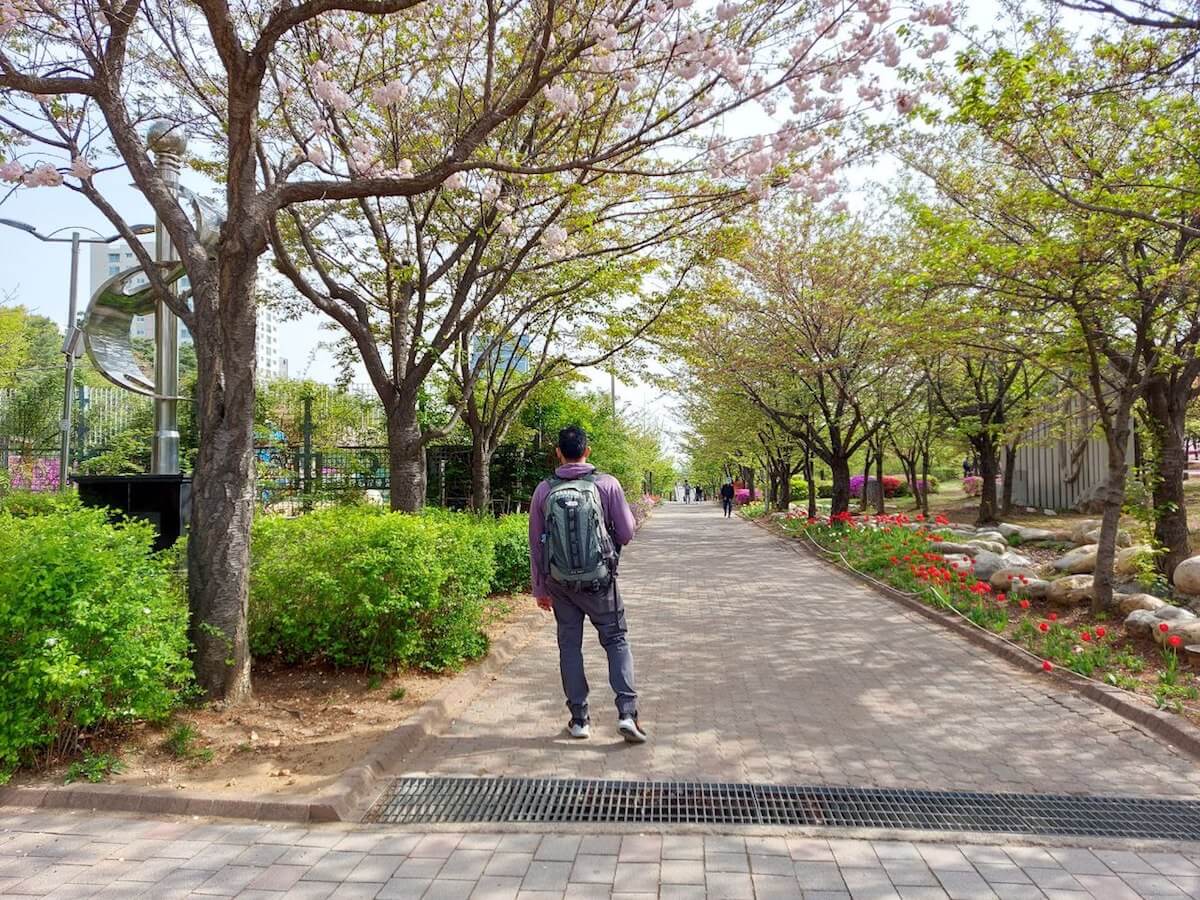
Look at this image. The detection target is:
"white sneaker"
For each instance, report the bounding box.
[567,718,591,739]
[618,716,648,744]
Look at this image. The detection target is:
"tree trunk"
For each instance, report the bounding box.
[387,399,427,512]
[775,459,790,512]
[470,439,493,514]
[1092,411,1133,614]
[830,455,851,516]
[919,449,931,517]
[859,449,872,512]
[874,444,885,515]
[188,268,256,704]
[1144,376,1191,581]
[973,434,999,525]
[1001,442,1017,516]
[805,450,817,519]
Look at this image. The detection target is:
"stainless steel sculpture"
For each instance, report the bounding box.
[80,122,224,475]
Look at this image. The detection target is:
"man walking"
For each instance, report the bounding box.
[720,480,735,518]
[529,425,648,743]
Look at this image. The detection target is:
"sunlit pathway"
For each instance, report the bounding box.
[402,504,1200,797]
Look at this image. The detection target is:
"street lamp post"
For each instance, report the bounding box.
[0,218,155,490]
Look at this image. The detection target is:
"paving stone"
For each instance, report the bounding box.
[413,837,463,860]
[618,837,661,863]
[579,837,620,856]
[471,875,523,900]
[569,855,617,884]
[1024,869,1083,892]
[1142,854,1200,877]
[536,838,582,863]
[523,862,573,892]
[753,873,804,899]
[396,858,450,880]
[989,889,1044,900]
[378,877,432,899]
[975,864,1031,885]
[194,864,265,895]
[349,855,406,883]
[1046,849,1111,876]
[705,853,749,874]
[563,884,611,900]
[441,852,492,881]
[1072,874,1142,899]
[794,862,847,891]
[705,871,754,899]
[660,886,706,900]
[874,844,923,862]
[934,868,998,900]
[882,860,939,887]
[1118,873,1187,896]
[459,836,504,852]
[426,880,478,900]
[662,859,706,884]
[487,853,534,878]
[898,889,951,900]
[330,882,385,898]
[1094,852,1157,875]
[789,839,835,862]
[305,852,370,882]
[919,847,974,872]
[612,863,659,893]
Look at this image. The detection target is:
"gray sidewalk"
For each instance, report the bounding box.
[400,505,1200,797]
[4,808,1200,899]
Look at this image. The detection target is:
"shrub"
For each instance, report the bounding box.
[963,475,982,496]
[790,480,808,502]
[490,513,531,594]
[849,475,905,498]
[0,489,82,518]
[250,507,493,672]
[0,508,192,773]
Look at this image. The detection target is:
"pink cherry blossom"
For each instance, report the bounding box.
[0,159,24,182]
[22,163,62,187]
[69,156,95,178]
[443,171,464,189]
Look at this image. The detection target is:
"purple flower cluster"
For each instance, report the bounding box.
[5,455,60,492]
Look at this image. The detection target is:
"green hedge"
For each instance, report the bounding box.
[0,508,192,773]
[250,508,531,672]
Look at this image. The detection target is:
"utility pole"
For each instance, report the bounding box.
[57,232,81,490]
[147,120,185,475]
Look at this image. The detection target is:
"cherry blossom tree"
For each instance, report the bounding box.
[1,0,953,700]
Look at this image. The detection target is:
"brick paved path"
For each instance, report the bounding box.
[5,808,1200,899]
[403,505,1200,796]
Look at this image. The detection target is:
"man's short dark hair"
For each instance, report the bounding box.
[558,425,588,460]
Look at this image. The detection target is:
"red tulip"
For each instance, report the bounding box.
[1095,627,1106,638]
[1049,612,1058,621]
[1169,635,1183,648]
[1038,622,1049,633]
[1080,631,1092,642]
[1159,622,1170,633]
[1019,599,1030,610]
[1042,660,1053,672]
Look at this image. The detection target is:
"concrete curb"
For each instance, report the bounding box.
[751,517,1200,765]
[0,605,544,824]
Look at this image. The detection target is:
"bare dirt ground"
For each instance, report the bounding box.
[15,596,539,798]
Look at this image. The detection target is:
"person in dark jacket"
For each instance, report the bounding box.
[528,426,648,744]
[720,481,735,517]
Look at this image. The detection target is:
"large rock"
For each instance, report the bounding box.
[1020,578,1052,599]
[1155,620,1200,648]
[1047,575,1095,606]
[1124,609,1161,638]
[970,550,1009,581]
[968,539,1009,556]
[1114,545,1153,577]
[997,523,1022,538]
[944,554,974,575]
[1081,526,1133,548]
[1118,593,1168,615]
[1053,545,1098,575]
[975,531,1008,544]
[932,541,979,556]
[1070,519,1102,545]
[990,567,1041,591]
[1016,527,1057,543]
[1172,555,1200,595]
[1154,605,1197,622]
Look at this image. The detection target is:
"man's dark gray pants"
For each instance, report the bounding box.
[550,582,637,722]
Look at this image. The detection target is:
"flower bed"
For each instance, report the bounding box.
[771,511,1199,719]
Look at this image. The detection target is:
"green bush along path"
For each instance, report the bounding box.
[400,504,1200,797]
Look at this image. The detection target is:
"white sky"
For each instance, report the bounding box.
[0,2,1036,456]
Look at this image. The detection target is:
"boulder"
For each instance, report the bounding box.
[990,567,1040,591]
[1154,620,1200,648]
[932,541,979,556]
[944,554,973,575]
[1081,526,1133,548]
[967,539,1009,555]
[1154,605,1197,622]
[975,531,1008,544]
[1020,578,1052,599]
[996,523,1022,538]
[1047,575,1095,606]
[1016,527,1057,543]
[1002,551,1034,569]
[1052,545,1098,575]
[1172,555,1200,595]
[1070,519,1102,545]
[1117,593,1168,615]
[1114,545,1153,577]
[1124,609,1161,638]
[970,550,1008,581]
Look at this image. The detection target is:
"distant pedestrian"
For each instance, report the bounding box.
[962,458,971,478]
[695,486,704,503]
[529,425,647,744]
[684,481,692,504]
[720,481,735,518]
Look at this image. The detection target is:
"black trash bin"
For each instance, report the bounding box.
[73,474,192,551]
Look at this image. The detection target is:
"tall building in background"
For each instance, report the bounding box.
[89,241,288,380]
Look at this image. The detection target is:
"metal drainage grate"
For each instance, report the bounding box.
[365,777,1200,840]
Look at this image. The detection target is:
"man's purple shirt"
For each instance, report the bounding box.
[528,462,637,597]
